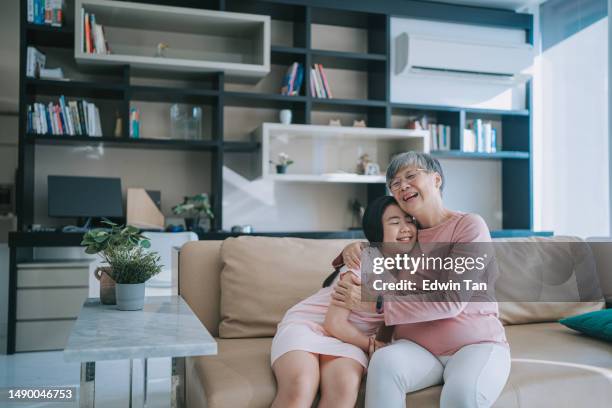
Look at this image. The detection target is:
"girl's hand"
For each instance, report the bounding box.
[368,336,388,358]
[342,242,364,270]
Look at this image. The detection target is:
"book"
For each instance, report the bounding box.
[33,0,42,25]
[317,64,333,99]
[39,67,64,80]
[51,0,64,27]
[130,108,140,138]
[77,101,87,135]
[90,14,97,53]
[462,129,476,152]
[309,73,316,98]
[429,124,438,151]
[27,0,34,23]
[483,122,492,153]
[280,63,293,95]
[292,64,303,96]
[44,0,53,25]
[26,47,46,78]
[311,67,324,98]
[85,12,92,53]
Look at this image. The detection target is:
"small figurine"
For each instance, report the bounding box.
[156,42,169,58]
[353,119,366,127]
[328,119,342,126]
[356,153,371,175]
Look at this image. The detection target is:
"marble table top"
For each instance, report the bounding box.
[63,296,217,362]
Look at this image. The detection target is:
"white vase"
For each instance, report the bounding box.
[280,109,292,125]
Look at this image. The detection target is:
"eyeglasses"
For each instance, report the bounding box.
[388,169,427,192]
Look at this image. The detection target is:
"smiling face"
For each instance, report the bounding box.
[389,166,442,217]
[381,203,417,245]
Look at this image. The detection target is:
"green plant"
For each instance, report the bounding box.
[172,193,214,220]
[81,219,162,284]
[269,152,294,167]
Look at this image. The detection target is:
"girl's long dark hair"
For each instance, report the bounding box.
[322,196,399,287]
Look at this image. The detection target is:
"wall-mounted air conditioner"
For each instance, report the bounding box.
[395,33,533,84]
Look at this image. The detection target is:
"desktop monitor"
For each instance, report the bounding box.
[48,175,123,219]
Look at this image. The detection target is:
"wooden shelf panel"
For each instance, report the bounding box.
[130,86,218,104]
[271,46,308,65]
[25,79,125,99]
[223,91,307,109]
[310,49,386,71]
[26,24,73,48]
[311,97,387,113]
[26,134,218,151]
[430,150,530,160]
[223,141,260,152]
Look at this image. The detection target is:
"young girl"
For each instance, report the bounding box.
[270,196,418,408]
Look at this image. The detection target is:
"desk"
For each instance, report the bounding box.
[63,295,217,408]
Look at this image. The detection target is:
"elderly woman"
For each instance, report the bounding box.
[331,151,510,408]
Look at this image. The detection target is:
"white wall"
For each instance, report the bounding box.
[534,18,609,237]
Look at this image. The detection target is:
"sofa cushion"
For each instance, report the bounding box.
[560,309,612,342]
[188,323,612,408]
[218,236,356,338]
[407,322,612,407]
[187,338,276,408]
[493,236,604,325]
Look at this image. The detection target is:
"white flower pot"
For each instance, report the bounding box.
[115,283,146,311]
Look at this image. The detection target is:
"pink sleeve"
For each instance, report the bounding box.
[339,266,361,280]
[383,214,492,326]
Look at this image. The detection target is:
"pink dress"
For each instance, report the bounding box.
[271,267,384,368]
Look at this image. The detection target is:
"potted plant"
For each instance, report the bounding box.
[81,220,162,311]
[172,193,214,233]
[270,152,294,174]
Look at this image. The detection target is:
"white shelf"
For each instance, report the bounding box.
[75,0,270,80]
[260,123,430,140]
[255,123,429,183]
[269,174,387,183]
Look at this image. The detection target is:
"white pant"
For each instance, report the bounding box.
[365,340,511,408]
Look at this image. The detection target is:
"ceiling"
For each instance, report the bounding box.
[424,0,547,11]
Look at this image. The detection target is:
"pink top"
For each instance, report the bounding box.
[385,212,508,356]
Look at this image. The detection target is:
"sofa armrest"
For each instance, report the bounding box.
[179,240,224,337]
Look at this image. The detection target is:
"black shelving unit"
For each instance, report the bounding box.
[11,0,537,356]
[17,0,535,232]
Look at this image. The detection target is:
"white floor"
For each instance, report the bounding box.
[0,351,172,407]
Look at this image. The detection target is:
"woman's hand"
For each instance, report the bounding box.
[342,242,364,270]
[331,274,376,313]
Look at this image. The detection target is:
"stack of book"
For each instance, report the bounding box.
[27,96,103,137]
[463,119,497,153]
[280,62,304,96]
[82,11,111,54]
[26,47,46,78]
[310,64,333,98]
[26,46,65,80]
[429,124,451,151]
[27,0,64,27]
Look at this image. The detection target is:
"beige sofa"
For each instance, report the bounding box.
[179,236,612,408]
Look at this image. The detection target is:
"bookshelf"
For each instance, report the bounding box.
[17,0,536,233]
[74,0,271,80]
[11,0,541,357]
